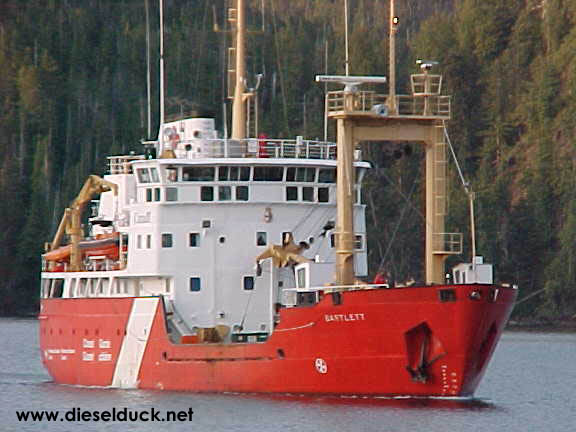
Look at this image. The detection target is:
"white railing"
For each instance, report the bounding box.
[172,138,338,160]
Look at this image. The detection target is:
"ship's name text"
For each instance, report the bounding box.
[324,313,365,323]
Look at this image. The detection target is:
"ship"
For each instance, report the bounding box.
[39,0,517,397]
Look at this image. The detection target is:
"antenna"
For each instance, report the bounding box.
[145,0,152,140]
[159,0,166,147]
[388,0,398,114]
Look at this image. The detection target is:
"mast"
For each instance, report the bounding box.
[159,0,166,147]
[231,0,247,140]
[145,0,152,139]
[388,0,398,115]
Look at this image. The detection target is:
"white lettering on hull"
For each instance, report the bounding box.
[324,313,366,323]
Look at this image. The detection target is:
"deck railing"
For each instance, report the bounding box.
[326,91,451,119]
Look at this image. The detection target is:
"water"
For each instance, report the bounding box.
[1,318,574,432]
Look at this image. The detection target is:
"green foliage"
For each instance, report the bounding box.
[1,0,576,320]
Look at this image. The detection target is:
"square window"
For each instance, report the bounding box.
[219,186,232,201]
[154,187,161,201]
[145,188,152,202]
[302,187,314,202]
[201,186,214,201]
[243,276,255,291]
[162,233,173,248]
[236,186,249,201]
[286,186,298,201]
[189,277,201,292]
[318,187,329,203]
[189,233,200,247]
[256,232,267,246]
[202,220,212,228]
[166,187,178,202]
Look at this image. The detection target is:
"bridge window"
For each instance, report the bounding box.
[189,277,201,292]
[236,186,249,201]
[150,167,160,183]
[318,168,336,183]
[219,166,250,181]
[318,187,329,203]
[253,166,284,181]
[286,167,316,182]
[182,166,215,181]
[166,167,178,182]
[137,168,151,183]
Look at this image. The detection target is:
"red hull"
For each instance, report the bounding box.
[39,284,515,396]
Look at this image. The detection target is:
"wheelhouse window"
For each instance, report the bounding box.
[286,167,316,182]
[162,233,173,248]
[219,166,250,181]
[137,168,151,183]
[182,166,215,181]
[318,168,336,183]
[201,186,214,201]
[166,167,178,182]
[150,167,160,183]
[253,166,284,181]
[189,277,201,292]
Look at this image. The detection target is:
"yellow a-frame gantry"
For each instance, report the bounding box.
[318,67,462,286]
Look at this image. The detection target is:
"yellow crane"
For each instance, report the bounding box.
[46,175,118,271]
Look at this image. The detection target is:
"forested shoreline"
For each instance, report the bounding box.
[1,0,575,322]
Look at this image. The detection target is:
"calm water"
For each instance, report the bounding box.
[0,318,574,432]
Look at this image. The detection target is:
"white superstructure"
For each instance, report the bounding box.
[42,118,370,343]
